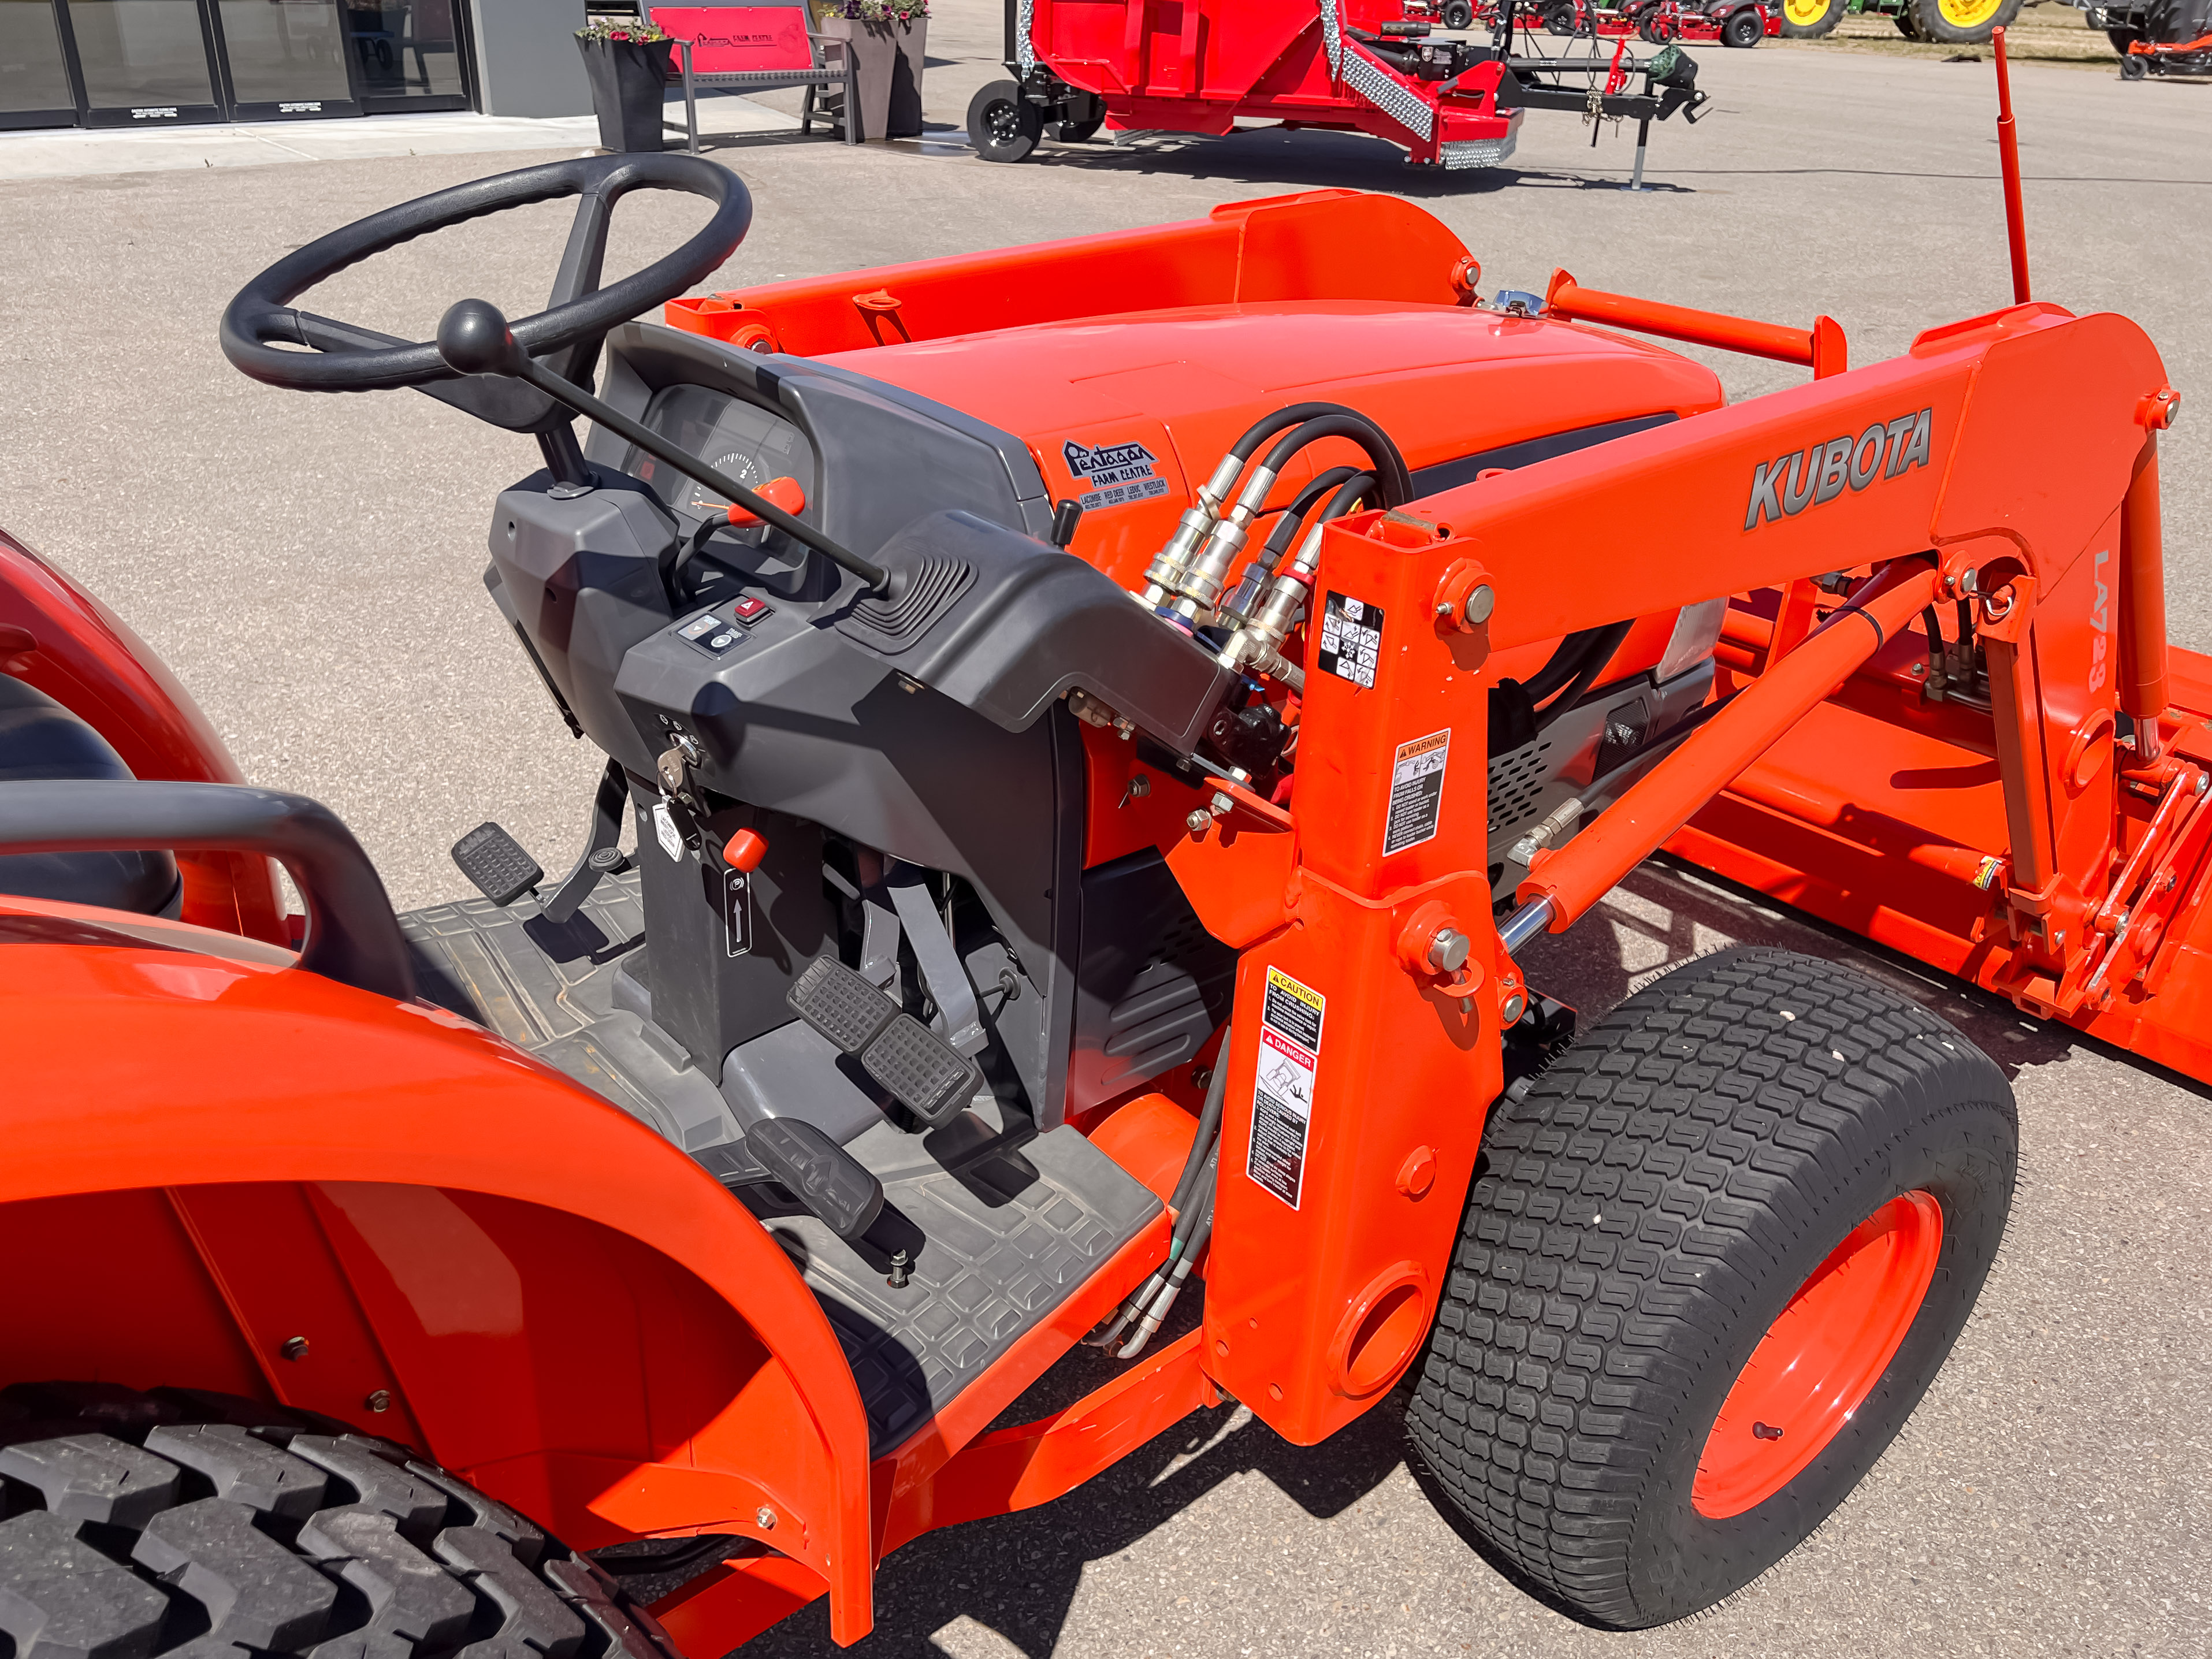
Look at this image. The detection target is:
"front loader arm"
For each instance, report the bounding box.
[1185,300,2184,1437]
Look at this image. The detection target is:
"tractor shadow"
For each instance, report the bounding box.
[737,1377,1415,1657]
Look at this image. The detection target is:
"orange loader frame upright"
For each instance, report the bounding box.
[2,59,2203,1653]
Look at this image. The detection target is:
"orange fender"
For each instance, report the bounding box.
[0,902,875,1646]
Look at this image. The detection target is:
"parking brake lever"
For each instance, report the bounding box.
[434,297,890,594]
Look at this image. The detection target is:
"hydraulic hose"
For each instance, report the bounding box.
[1168,1035,1233,1219]
[1522,626,1612,707]
[1120,1149,1217,1359]
[1259,465,1368,561]
[1088,1029,1232,1352]
[1254,414,1412,508]
[1536,620,1633,732]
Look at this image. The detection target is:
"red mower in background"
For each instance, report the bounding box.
[965,0,1708,173]
[0,46,2197,1659]
[1475,0,1777,46]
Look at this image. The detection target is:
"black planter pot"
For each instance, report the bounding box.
[577,35,674,153]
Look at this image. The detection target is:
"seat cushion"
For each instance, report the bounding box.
[0,674,181,916]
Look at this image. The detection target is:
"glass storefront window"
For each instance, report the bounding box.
[218,0,351,106]
[65,0,217,110]
[344,0,464,106]
[0,1,75,118]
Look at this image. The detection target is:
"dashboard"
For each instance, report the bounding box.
[626,385,819,529]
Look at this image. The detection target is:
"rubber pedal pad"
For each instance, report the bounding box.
[450,822,542,907]
[746,1117,885,1240]
[787,957,983,1128]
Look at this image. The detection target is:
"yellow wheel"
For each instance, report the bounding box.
[1779,0,1846,36]
[1907,0,2019,43]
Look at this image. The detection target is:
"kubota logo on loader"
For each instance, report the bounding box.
[1744,407,1934,530]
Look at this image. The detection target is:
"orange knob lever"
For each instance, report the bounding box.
[723,829,768,872]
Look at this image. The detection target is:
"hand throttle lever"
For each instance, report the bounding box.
[434,297,890,594]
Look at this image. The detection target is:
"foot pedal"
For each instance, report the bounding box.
[698,1119,883,1240]
[788,957,983,1129]
[451,823,542,907]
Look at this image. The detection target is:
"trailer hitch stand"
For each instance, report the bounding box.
[1623,117,1649,192]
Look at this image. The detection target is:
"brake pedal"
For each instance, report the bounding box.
[697,1120,884,1240]
[451,822,542,906]
[788,957,983,1128]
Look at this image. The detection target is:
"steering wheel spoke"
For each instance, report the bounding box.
[220,154,750,416]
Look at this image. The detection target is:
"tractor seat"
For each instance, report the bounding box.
[0,674,181,916]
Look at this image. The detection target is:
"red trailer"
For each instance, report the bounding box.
[966,0,1703,169]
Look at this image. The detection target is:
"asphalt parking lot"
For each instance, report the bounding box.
[2,5,2207,1655]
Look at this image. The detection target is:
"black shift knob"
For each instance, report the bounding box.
[436,298,526,378]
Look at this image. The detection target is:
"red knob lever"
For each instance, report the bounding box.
[723,829,768,872]
[723,475,806,529]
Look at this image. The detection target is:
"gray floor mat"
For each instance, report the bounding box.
[397,876,1162,1457]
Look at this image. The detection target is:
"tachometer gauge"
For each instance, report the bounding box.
[687,449,765,515]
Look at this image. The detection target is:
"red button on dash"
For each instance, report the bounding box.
[730,596,771,623]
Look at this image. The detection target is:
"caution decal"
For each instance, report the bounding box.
[1248,966,1326,1210]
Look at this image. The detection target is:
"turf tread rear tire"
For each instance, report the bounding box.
[1404,947,2017,1628]
[0,1386,680,1659]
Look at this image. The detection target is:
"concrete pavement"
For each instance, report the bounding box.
[1,5,2206,1653]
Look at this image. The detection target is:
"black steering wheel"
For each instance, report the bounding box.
[218,153,750,431]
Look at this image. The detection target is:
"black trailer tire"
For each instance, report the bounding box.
[1894,8,1923,37]
[2119,50,2148,76]
[1053,114,1105,142]
[1405,947,2017,1628]
[1444,0,1477,29]
[1777,0,1845,36]
[1906,0,2020,44]
[1722,6,1766,44]
[1542,2,1581,34]
[966,80,1042,162]
[0,1383,685,1659]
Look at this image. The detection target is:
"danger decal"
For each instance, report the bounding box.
[1248,967,1325,1210]
[1317,590,1385,689]
[1384,728,1449,855]
[1064,437,1170,510]
[1743,407,1932,530]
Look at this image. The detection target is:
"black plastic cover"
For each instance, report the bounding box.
[853,511,1236,754]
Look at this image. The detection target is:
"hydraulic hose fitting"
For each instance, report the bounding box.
[1138,451,1252,605]
[1177,464,1280,616]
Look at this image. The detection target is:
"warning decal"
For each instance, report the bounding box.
[1248,966,1326,1210]
[1317,591,1384,689]
[1064,437,1171,511]
[1383,728,1450,855]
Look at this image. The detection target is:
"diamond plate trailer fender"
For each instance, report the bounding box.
[0,915,878,1645]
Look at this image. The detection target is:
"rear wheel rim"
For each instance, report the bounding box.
[1782,0,1831,23]
[1937,0,2003,26]
[985,100,1020,145]
[1693,1189,1945,1520]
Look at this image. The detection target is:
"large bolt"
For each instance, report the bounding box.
[756,1507,777,1530]
[365,1390,392,1413]
[1186,809,1212,834]
[1427,929,1472,973]
[1462,584,1496,626]
[280,1336,310,1362]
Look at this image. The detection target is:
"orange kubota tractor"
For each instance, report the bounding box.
[0,58,2196,1654]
